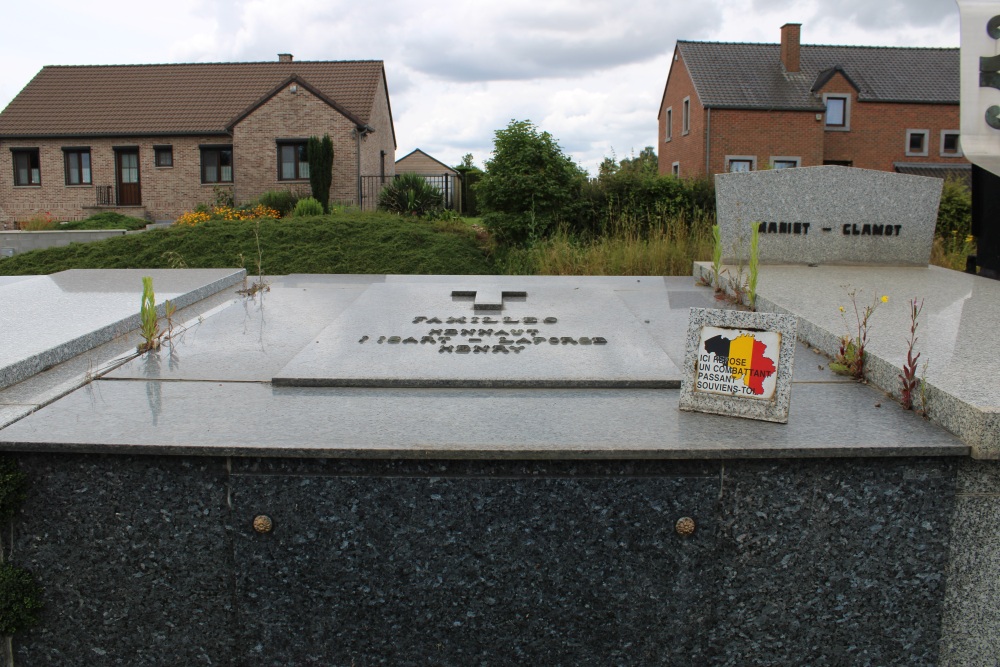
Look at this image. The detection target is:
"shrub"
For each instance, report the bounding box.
[0,456,27,522]
[378,173,444,216]
[19,211,57,230]
[936,176,972,239]
[292,197,325,217]
[257,190,300,217]
[475,119,586,245]
[308,134,334,213]
[0,562,44,636]
[175,204,279,226]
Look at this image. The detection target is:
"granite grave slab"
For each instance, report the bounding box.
[715,165,942,266]
[0,268,245,390]
[273,281,682,388]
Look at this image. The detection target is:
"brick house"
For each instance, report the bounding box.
[0,56,396,227]
[658,24,967,181]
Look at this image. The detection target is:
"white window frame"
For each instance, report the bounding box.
[940,130,962,157]
[671,161,680,177]
[822,93,851,131]
[726,155,756,172]
[905,129,930,157]
[769,156,801,169]
[682,97,690,135]
[665,107,673,142]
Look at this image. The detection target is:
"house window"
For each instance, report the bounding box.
[940,131,962,157]
[200,146,233,183]
[671,162,680,177]
[665,108,673,141]
[906,130,929,157]
[726,156,756,172]
[682,97,690,135]
[63,148,92,185]
[823,94,850,130]
[770,157,800,169]
[12,148,40,186]
[154,146,173,167]
[278,141,310,180]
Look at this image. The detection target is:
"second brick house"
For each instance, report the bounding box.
[0,56,396,227]
[658,24,966,181]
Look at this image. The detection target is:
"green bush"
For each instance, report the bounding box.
[0,562,44,636]
[937,177,972,239]
[292,197,324,217]
[256,190,300,217]
[475,120,586,245]
[378,173,444,216]
[0,456,27,522]
[308,134,334,213]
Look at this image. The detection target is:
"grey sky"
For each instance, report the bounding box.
[0,0,960,174]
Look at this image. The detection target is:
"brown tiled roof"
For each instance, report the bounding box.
[894,162,971,186]
[677,42,958,110]
[0,60,386,138]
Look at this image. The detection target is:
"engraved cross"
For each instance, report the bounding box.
[451,289,527,311]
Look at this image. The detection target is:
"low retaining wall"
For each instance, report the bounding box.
[0,230,127,256]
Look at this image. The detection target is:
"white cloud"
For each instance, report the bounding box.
[0,0,962,175]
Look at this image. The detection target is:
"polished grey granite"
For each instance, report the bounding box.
[0,380,966,458]
[0,268,245,390]
[273,282,681,388]
[939,459,1000,666]
[715,166,941,265]
[0,273,969,459]
[695,262,1000,458]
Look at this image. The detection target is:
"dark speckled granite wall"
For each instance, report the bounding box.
[6,456,957,666]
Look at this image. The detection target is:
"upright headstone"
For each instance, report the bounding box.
[714,166,942,266]
[957,0,1000,278]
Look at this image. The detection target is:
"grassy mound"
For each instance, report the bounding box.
[0,214,494,276]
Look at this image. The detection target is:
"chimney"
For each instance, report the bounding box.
[780,23,801,73]
[278,53,294,63]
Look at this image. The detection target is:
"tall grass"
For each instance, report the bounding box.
[500,211,714,276]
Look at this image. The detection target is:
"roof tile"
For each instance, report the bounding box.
[0,61,385,137]
[678,42,958,110]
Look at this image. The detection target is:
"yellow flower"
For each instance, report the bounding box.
[966,235,974,243]
[839,306,845,312]
[880,295,889,303]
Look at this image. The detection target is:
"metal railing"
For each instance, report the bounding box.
[96,185,114,206]
[360,174,463,212]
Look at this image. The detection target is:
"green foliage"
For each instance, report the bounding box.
[256,190,300,217]
[476,119,587,245]
[0,214,493,276]
[711,225,722,289]
[60,212,149,231]
[748,222,760,310]
[0,456,27,522]
[308,134,334,213]
[577,149,715,238]
[497,213,714,276]
[213,185,234,208]
[936,176,972,239]
[139,276,158,349]
[378,173,444,216]
[0,562,44,636]
[292,197,325,217]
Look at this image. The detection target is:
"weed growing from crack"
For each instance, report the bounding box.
[899,298,924,410]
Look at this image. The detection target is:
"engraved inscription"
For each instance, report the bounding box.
[359,314,608,356]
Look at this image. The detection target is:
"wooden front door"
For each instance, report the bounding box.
[116,149,141,206]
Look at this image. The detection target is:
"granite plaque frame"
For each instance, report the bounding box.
[679,308,798,423]
[273,282,682,388]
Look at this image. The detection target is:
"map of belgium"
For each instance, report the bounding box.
[703,333,776,395]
